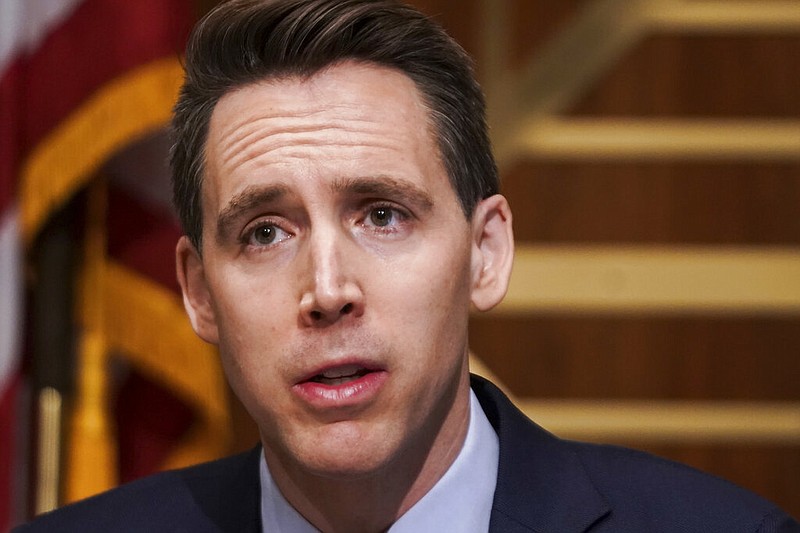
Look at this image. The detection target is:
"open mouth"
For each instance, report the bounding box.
[307,364,374,386]
[293,362,388,406]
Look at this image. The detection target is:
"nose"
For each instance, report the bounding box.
[298,228,364,327]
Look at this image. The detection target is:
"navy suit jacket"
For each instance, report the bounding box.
[16,375,800,532]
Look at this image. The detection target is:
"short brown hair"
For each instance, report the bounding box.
[171,0,498,250]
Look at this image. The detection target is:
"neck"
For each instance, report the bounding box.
[264,372,471,533]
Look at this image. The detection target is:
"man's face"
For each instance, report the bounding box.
[177,62,504,480]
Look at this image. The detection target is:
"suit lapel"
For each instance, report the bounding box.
[471,375,610,533]
[181,446,263,532]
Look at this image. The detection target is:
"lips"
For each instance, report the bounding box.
[293,362,387,409]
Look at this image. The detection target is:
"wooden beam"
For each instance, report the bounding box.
[649,1,800,33]
[512,118,800,161]
[494,245,800,315]
[489,0,652,164]
[517,399,800,444]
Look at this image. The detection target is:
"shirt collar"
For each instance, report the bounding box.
[260,389,500,532]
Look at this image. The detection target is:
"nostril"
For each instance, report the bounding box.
[340,303,353,315]
[310,310,323,321]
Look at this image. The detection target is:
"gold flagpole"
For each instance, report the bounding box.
[34,387,63,514]
[64,178,118,504]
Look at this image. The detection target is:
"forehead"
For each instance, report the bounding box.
[207,61,436,166]
[202,61,450,209]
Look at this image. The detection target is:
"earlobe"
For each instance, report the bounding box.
[470,194,514,312]
[175,236,220,344]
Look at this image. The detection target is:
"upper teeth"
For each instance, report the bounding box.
[321,364,362,379]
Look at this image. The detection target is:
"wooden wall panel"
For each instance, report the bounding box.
[509,0,586,67]
[504,161,800,243]
[470,316,800,400]
[468,0,800,518]
[571,35,800,117]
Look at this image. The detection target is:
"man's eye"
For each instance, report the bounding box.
[254,225,277,244]
[246,224,290,246]
[369,207,394,227]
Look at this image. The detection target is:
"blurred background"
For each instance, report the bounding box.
[1,0,798,529]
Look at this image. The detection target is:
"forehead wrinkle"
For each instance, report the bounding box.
[216,184,290,241]
[215,108,345,155]
[221,121,400,177]
[214,113,326,168]
[214,99,382,160]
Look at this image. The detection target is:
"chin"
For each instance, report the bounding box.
[299,444,396,480]
[278,420,401,478]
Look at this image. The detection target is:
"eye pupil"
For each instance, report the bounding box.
[254,226,275,244]
[370,208,392,227]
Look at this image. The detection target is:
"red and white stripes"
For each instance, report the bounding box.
[0,2,86,529]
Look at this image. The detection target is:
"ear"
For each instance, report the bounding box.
[469,194,514,312]
[176,236,220,344]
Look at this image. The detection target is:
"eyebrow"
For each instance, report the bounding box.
[331,175,434,213]
[216,184,289,242]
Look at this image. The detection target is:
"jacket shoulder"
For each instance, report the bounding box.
[470,375,799,532]
[566,439,799,532]
[13,447,262,533]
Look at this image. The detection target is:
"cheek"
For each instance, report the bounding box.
[211,258,293,318]
[382,241,473,335]
[207,266,295,373]
[420,241,472,301]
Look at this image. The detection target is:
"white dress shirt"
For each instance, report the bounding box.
[260,389,500,532]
